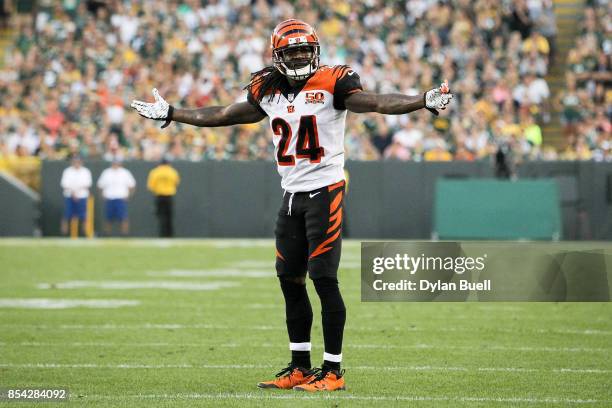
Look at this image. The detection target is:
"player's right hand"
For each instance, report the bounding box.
[130,88,172,125]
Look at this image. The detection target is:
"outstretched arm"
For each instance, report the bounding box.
[344,80,452,115]
[131,89,266,128]
[171,102,266,127]
[345,92,426,114]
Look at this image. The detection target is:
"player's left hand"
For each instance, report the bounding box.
[130,88,173,128]
[425,80,453,113]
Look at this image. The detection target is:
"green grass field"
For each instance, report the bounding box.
[0,239,610,407]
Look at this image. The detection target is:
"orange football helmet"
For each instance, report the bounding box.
[271,19,320,81]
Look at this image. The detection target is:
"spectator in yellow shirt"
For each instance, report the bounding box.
[147,158,180,237]
[424,140,453,161]
[522,31,550,55]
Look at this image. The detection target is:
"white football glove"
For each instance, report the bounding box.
[424,80,453,114]
[130,88,173,128]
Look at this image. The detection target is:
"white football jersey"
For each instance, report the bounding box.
[248,65,362,193]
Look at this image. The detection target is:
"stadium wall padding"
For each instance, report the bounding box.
[433,179,562,240]
[38,160,612,240]
[0,172,40,236]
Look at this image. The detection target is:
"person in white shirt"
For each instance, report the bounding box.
[60,155,92,236]
[97,157,136,236]
[512,73,550,106]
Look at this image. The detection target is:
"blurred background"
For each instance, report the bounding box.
[0,0,610,240]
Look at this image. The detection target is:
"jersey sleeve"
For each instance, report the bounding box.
[246,74,268,117]
[247,90,268,116]
[333,67,363,110]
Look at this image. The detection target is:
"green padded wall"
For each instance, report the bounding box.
[434,179,562,240]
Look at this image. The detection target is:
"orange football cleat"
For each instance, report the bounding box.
[293,368,345,392]
[257,364,314,389]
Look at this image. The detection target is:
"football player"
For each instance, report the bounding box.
[131,19,453,392]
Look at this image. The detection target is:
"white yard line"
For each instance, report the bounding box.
[1,342,608,354]
[0,363,608,374]
[1,323,609,336]
[82,393,604,405]
[36,280,239,291]
[0,299,140,309]
[225,260,362,269]
[146,269,272,278]
[0,363,267,369]
[230,260,275,268]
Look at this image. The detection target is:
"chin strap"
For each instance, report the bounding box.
[161,105,174,129]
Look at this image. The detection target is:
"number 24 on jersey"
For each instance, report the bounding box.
[272,115,324,166]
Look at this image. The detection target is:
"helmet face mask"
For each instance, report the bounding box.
[273,44,320,81]
[271,19,320,81]
[281,46,314,70]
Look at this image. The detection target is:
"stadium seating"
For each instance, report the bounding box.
[558,1,611,161]
[0,0,608,170]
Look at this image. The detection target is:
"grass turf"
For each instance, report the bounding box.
[0,239,610,407]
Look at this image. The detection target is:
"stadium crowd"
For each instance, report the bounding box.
[557,0,611,161]
[0,0,610,175]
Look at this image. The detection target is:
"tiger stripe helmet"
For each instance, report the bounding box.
[271,19,320,81]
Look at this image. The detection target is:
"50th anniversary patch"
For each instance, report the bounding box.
[361,242,612,302]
